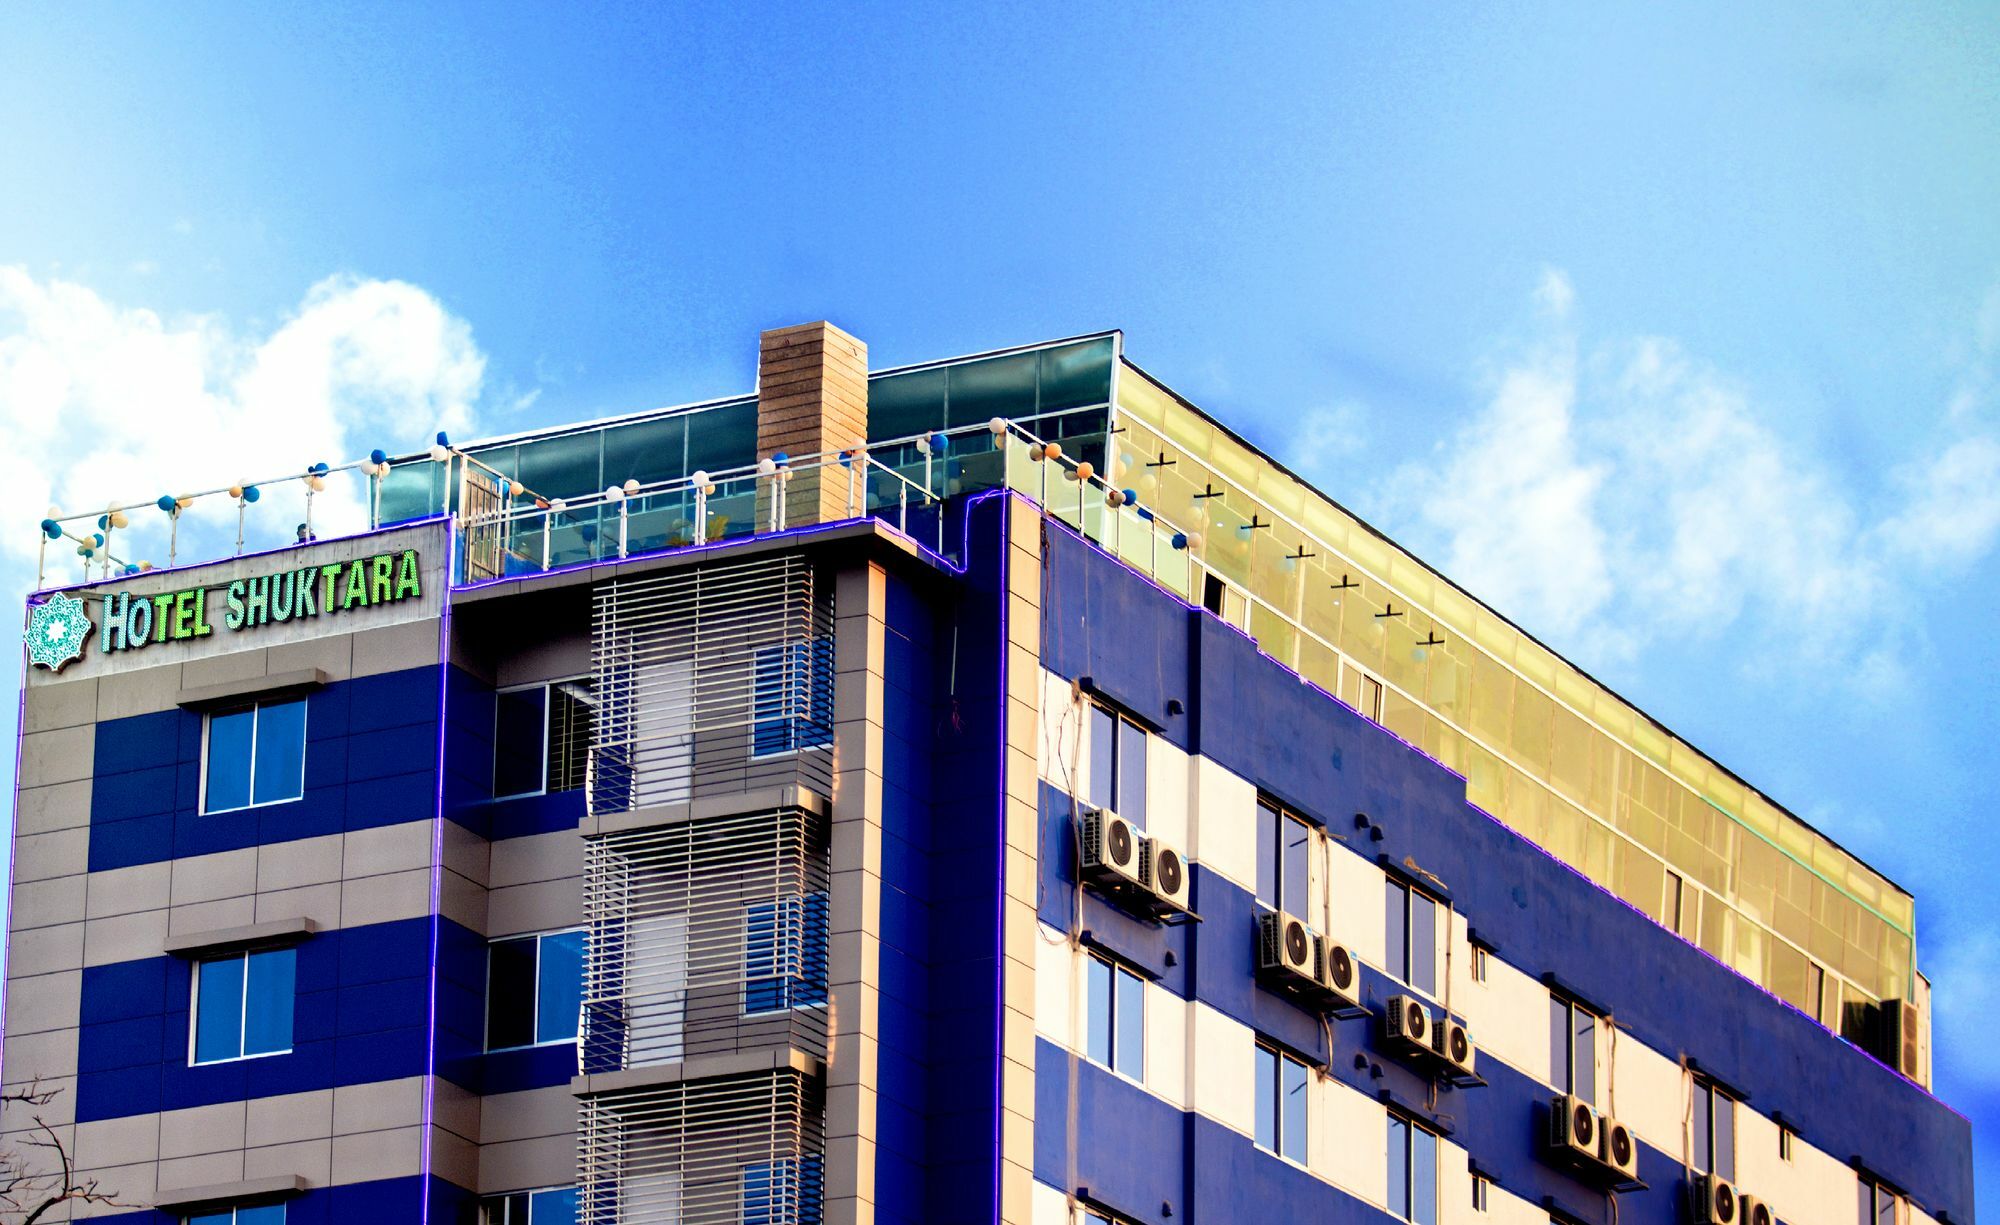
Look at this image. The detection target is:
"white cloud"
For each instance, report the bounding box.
[1288,399,1371,474]
[0,269,485,590]
[1928,927,2000,1090]
[1382,272,2000,673]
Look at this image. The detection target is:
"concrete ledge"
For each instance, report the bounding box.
[155,1174,308,1209]
[583,783,829,839]
[572,1047,824,1097]
[163,916,320,957]
[177,668,329,709]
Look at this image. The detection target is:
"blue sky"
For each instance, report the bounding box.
[4,0,1998,1199]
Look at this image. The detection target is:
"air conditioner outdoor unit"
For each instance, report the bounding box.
[1548,1093,1601,1167]
[1256,910,1320,992]
[1382,994,1433,1058]
[1737,1194,1773,1225]
[1882,998,1921,1080]
[1431,1014,1477,1080]
[1141,834,1192,916]
[1080,810,1144,891]
[1599,1115,1638,1182]
[1690,1173,1740,1225]
[1317,938,1363,1013]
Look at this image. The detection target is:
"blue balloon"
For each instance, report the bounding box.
[370,448,388,465]
[243,486,261,503]
[435,431,450,446]
[157,495,177,513]
[838,450,853,467]
[773,451,789,466]
[1121,489,1138,505]
[1137,507,1154,522]
[124,564,141,575]
[40,519,60,540]
[1171,532,1188,551]
[311,462,330,477]
[930,432,949,455]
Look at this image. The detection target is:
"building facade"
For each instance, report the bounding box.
[3,322,1973,1225]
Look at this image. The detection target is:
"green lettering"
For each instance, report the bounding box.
[151,593,174,643]
[322,563,344,611]
[369,554,393,604]
[171,590,195,640]
[343,559,368,609]
[293,568,317,618]
[191,588,212,637]
[244,575,270,626]
[393,550,422,600]
[225,581,246,630]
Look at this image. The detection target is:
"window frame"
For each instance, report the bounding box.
[1548,993,1599,1104]
[751,639,835,759]
[189,947,296,1067]
[187,1205,286,1225]
[743,893,830,1016]
[1859,1179,1901,1225]
[485,927,588,1053]
[1082,952,1147,1084]
[1690,1075,1736,1181]
[1254,798,1314,916]
[1471,1172,1490,1213]
[1252,1040,1310,1165]
[1386,1111,1440,1225]
[494,679,596,800]
[199,698,309,815]
[1385,877,1441,997]
[1086,699,1149,832]
[480,1184,580,1225]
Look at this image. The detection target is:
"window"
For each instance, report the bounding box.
[1360,674,1385,723]
[1084,954,1145,1081]
[1471,1173,1490,1212]
[745,894,829,1014]
[1253,1042,1308,1164]
[192,948,295,1065]
[1778,1127,1795,1162]
[1859,1179,1900,1225]
[752,641,834,757]
[1548,996,1597,1103]
[1385,879,1438,995]
[495,681,595,798]
[483,1187,579,1225]
[1690,1077,1735,1181]
[487,929,587,1050]
[1387,1114,1439,1225]
[743,1156,823,1225]
[1254,799,1313,915]
[1086,701,1148,831]
[1471,945,1489,983]
[202,699,307,813]
[1664,869,1686,935]
[190,1207,285,1225]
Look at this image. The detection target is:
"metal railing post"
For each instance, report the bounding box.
[695,485,709,545]
[619,500,629,559]
[542,510,553,570]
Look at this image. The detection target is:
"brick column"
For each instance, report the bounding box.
[757,322,869,529]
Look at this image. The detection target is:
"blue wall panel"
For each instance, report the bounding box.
[1035,519,1974,1224]
[88,1174,473,1225]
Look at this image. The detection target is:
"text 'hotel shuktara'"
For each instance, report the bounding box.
[6,323,1973,1225]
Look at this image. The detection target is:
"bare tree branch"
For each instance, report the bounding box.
[0,1081,132,1224]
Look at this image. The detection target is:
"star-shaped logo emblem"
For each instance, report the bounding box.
[26,591,92,673]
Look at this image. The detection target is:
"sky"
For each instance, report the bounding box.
[4,0,1998,1200]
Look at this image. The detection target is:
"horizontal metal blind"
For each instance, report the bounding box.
[582,807,830,1073]
[580,1069,823,1225]
[591,554,834,814]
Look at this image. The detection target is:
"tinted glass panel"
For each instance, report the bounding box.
[868,368,947,441]
[1550,999,1569,1093]
[1040,339,1116,412]
[243,947,295,1056]
[1280,1055,1307,1163]
[682,400,758,475]
[516,430,602,503]
[1387,1116,1410,1219]
[531,1187,580,1225]
[537,931,586,1044]
[1713,1093,1734,1181]
[1118,718,1147,831]
[495,688,547,797]
[191,1214,232,1225]
[488,937,539,1049]
[1256,802,1278,906]
[378,461,439,525]
[1572,1009,1595,1104]
[1412,1125,1438,1225]
[1385,882,1408,986]
[948,352,1039,428]
[194,955,245,1063]
[1084,957,1112,1067]
[239,1203,286,1225]
[1409,891,1437,994]
[251,700,307,805]
[1692,1087,1712,1173]
[601,416,689,487]
[206,708,255,812]
[1877,1189,1896,1225]
[1281,816,1310,916]
[1254,1046,1277,1151]
[1114,966,1144,1081]
[1088,705,1115,812]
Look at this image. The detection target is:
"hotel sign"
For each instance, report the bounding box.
[27,548,426,673]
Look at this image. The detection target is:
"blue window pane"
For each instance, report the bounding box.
[800,640,834,750]
[238,1205,287,1225]
[1281,816,1310,915]
[537,931,586,1044]
[1281,1055,1307,1164]
[745,904,783,1013]
[1409,891,1437,994]
[243,948,295,1056]
[1253,1046,1277,1152]
[1255,802,1278,906]
[487,937,539,1050]
[799,893,829,1006]
[205,709,255,813]
[495,688,548,797]
[1714,1092,1734,1181]
[1387,1116,1409,1219]
[1087,705,1114,812]
[190,1211,233,1225]
[251,700,307,805]
[1412,1125,1437,1225]
[1114,966,1144,1081]
[1118,718,1147,831]
[1573,1009,1596,1104]
[1692,1087,1711,1173]
[530,1187,579,1225]
[1550,998,1569,1093]
[195,955,246,1063]
[1084,957,1112,1067]
[1385,882,1408,986]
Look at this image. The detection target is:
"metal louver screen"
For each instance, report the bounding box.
[591,554,835,815]
[583,806,830,1074]
[580,1070,823,1225]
